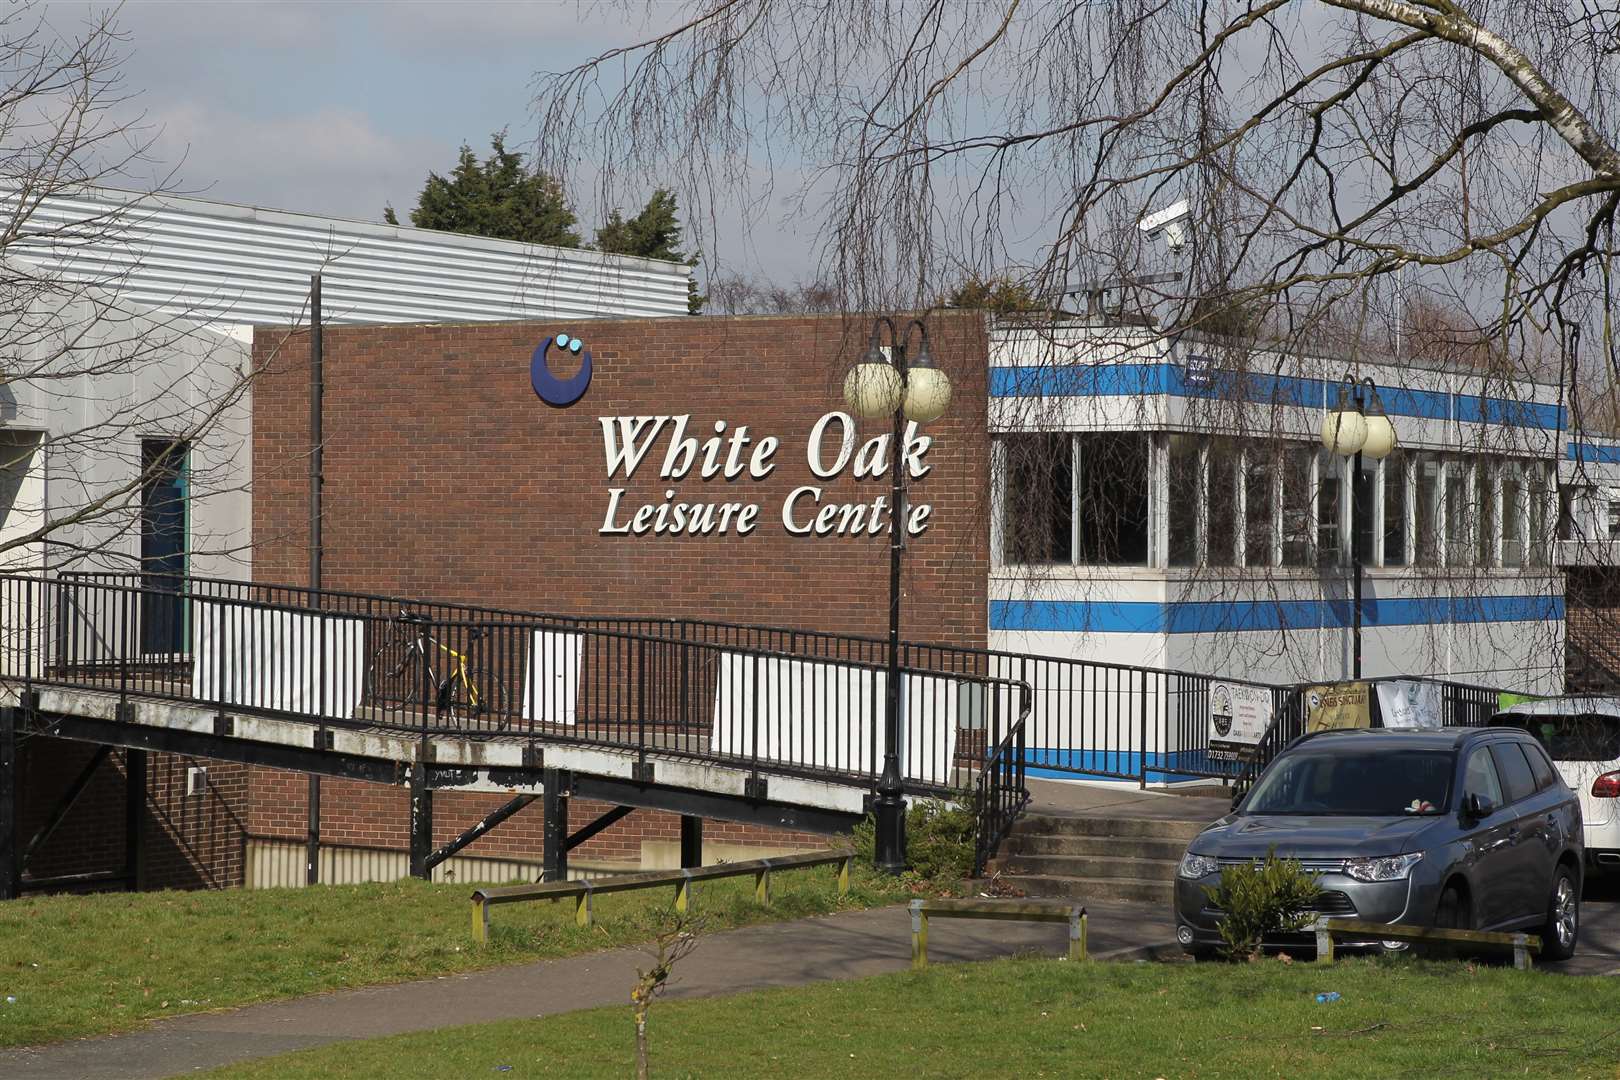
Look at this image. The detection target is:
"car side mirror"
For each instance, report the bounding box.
[1463,792,1495,821]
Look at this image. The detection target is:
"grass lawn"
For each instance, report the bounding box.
[201,954,1620,1080]
[0,862,915,1048]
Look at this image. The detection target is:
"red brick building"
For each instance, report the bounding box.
[18,312,993,888]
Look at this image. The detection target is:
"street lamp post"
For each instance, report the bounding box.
[843,316,952,874]
[1320,375,1397,679]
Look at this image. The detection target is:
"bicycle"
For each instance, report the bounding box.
[366,609,512,734]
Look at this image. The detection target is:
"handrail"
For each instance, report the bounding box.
[469,850,852,941]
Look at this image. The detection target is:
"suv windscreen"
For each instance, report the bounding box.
[1496,712,1620,762]
[1245,747,1454,816]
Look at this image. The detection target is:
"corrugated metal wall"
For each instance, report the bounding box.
[0,186,692,328]
[245,838,549,888]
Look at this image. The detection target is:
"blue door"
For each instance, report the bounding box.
[140,440,188,655]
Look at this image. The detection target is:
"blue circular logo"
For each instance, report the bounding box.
[531,333,592,408]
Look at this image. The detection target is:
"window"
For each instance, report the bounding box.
[1527,466,1549,566]
[1523,742,1557,792]
[1462,747,1504,808]
[1490,743,1537,806]
[1445,458,1473,566]
[999,434,1072,564]
[1244,748,1452,816]
[1416,454,1442,566]
[1501,462,1524,568]
[1243,446,1275,567]
[1383,449,1408,567]
[1476,460,1496,567]
[997,433,1149,567]
[1503,712,1620,762]
[1317,451,1343,565]
[1607,499,1619,539]
[1281,447,1313,566]
[1167,434,1200,567]
[1207,438,1239,567]
[1077,433,1149,565]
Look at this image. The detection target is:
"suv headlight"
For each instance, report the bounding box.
[1178,852,1220,879]
[1343,853,1423,882]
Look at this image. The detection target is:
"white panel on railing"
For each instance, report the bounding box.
[709,654,960,786]
[190,600,366,719]
[523,629,581,725]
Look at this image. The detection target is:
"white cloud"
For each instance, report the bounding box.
[148,102,441,222]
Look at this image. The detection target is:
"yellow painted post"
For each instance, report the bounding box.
[836,855,850,898]
[471,897,489,944]
[754,864,771,907]
[575,889,593,928]
[1068,907,1087,961]
[909,900,927,969]
[675,877,690,915]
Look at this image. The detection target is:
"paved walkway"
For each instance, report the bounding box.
[1025,776,1234,822]
[0,899,1177,1080]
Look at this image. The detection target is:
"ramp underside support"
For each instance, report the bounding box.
[681,814,703,868]
[124,748,145,891]
[21,743,111,875]
[0,708,17,900]
[409,764,434,880]
[541,767,569,882]
[425,793,539,873]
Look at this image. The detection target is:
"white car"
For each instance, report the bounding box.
[1496,697,1620,873]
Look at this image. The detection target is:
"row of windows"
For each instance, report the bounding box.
[996,433,1554,571]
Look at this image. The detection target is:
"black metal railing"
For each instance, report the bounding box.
[972,705,1028,876]
[8,572,1033,807]
[50,571,1288,788]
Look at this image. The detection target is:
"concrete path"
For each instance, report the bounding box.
[0,899,1176,1080]
[1025,776,1233,823]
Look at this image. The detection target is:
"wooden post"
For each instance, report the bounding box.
[1513,934,1531,971]
[472,897,489,944]
[575,888,593,928]
[910,899,928,969]
[836,854,850,898]
[754,862,771,906]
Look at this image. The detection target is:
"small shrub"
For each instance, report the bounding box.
[1204,850,1321,961]
[850,798,977,883]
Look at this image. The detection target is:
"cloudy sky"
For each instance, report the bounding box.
[49,1,815,281]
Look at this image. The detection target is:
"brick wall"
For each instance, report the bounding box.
[234,312,993,877]
[249,312,991,639]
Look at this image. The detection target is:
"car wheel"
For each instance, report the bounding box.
[1541,866,1579,962]
[1435,885,1470,930]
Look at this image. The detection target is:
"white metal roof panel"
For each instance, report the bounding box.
[0,186,692,328]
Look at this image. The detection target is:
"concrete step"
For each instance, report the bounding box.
[994,853,1180,881]
[998,873,1177,905]
[1015,813,1210,842]
[1003,833,1190,861]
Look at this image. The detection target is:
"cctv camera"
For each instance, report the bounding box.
[1138,200,1191,252]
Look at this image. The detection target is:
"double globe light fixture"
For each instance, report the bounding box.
[1320,376,1397,461]
[842,317,953,424]
[1318,374,1399,681]
[839,315,953,875]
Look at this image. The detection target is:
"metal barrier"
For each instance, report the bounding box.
[469,850,853,942]
[1312,917,1539,970]
[908,898,1087,967]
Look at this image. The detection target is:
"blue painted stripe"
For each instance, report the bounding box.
[990,361,1568,431]
[1569,441,1620,465]
[1023,748,1210,785]
[990,594,1564,634]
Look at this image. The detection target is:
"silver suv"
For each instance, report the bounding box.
[1174,727,1583,960]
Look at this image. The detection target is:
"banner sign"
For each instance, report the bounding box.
[1208,681,1273,761]
[1376,680,1443,730]
[1304,681,1371,733]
